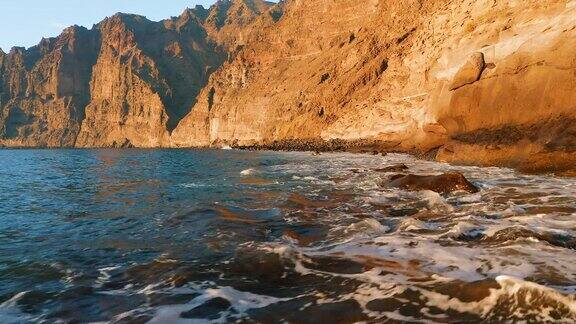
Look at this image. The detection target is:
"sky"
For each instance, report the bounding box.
[0,0,217,52]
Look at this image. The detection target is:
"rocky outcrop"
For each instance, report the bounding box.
[449,52,485,90]
[74,12,227,147]
[203,0,277,50]
[0,0,575,173]
[375,164,410,173]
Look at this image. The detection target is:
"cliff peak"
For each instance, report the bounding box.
[98,12,152,30]
[206,0,272,30]
[9,46,26,54]
[180,6,210,22]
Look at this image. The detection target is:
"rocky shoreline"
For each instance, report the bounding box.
[1,136,573,176]
[232,138,575,177]
[232,138,397,154]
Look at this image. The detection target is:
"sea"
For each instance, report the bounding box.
[0,149,575,323]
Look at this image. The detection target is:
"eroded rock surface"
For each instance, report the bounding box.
[449,52,485,90]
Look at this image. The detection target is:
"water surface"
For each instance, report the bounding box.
[0,149,575,322]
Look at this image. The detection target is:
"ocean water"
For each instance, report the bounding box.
[0,149,575,323]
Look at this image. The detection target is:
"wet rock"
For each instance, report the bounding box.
[233,138,398,154]
[387,172,479,194]
[375,163,409,173]
[433,279,501,303]
[302,256,367,274]
[487,227,576,250]
[181,297,231,319]
[449,52,485,90]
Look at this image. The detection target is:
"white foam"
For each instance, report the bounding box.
[457,192,483,203]
[240,168,255,176]
[445,221,484,239]
[420,190,455,212]
[0,292,32,324]
[95,266,121,288]
[399,218,438,232]
[420,276,576,321]
[342,219,390,238]
[180,182,212,188]
[147,286,290,323]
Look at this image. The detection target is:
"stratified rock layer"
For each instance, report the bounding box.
[1,0,575,173]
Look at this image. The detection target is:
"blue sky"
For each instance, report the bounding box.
[0,0,217,52]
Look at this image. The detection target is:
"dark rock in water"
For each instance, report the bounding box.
[375,163,409,173]
[181,297,231,319]
[387,172,479,194]
[486,226,576,250]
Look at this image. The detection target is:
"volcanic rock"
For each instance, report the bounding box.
[387,172,479,194]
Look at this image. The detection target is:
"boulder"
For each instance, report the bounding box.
[449,52,485,90]
[387,172,479,194]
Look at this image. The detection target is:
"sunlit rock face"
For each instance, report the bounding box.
[0,1,273,148]
[172,0,576,173]
[0,26,99,147]
[74,11,226,148]
[1,0,575,172]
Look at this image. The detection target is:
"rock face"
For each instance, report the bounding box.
[74,11,227,147]
[0,1,274,148]
[0,27,99,147]
[1,0,575,173]
[170,0,576,173]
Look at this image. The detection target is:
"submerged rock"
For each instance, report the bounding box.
[387,172,479,194]
[375,163,409,173]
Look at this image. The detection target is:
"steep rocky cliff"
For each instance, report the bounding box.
[0,0,274,148]
[172,0,576,173]
[1,0,575,173]
[0,27,99,147]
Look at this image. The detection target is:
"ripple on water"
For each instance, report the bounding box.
[0,150,575,322]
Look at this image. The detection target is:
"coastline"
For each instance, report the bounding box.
[2,138,574,177]
[231,138,576,177]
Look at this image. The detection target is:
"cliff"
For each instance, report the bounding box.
[1,0,575,173]
[0,0,274,148]
[0,27,99,147]
[172,0,576,173]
